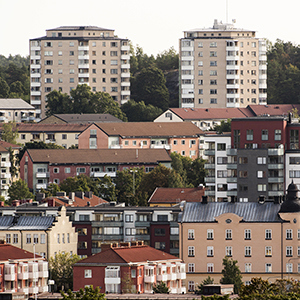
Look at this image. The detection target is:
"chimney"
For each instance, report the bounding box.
[120,242,130,248]
[131,241,138,247]
[230,196,236,203]
[87,201,91,207]
[69,192,75,201]
[84,191,93,199]
[258,195,265,203]
[0,239,6,244]
[136,149,138,159]
[36,193,45,202]
[202,196,208,204]
[0,201,4,207]
[12,200,20,207]
[274,196,280,204]
[75,191,85,199]
[56,191,67,197]
[137,241,144,246]
[101,243,113,251]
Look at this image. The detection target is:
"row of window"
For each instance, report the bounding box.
[42,68,120,75]
[43,41,118,48]
[43,58,120,66]
[188,228,297,240]
[246,129,282,141]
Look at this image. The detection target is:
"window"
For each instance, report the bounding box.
[154,228,165,236]
[258,184,267,191]
[198,51,203,57]
[210,70,217,76]
[247,130,253,140]
[53,167,59,174]
[199,89,203,95]
[245,246,251,256]
[262,129,268,140]
[77,167,86,174]
[207,229,214,240]
[26,234,31,244]
[286,246,293,257]
[5,234,11,244]
[286,229,293,240]
[245,229,251,240]
[226,246,232,256]
[188,246,195,257]
[198,70,203,76]
[157,215,168,222]
[210,98,217,104]
[226,229,232,240]
[40,234,46,244]
[265,246,272,256]
[210,79,217,85]
[210,61,217,66]
[210,89,217,95]
[188,263,195,273]
[198,61,203,66]
[188,229,195,240]
[57,234,60,243]
[266,263,272,273]
[13,234,18,244]
[245,263,252,273]
[257,157,266,164]
[131,269,136,278]
[210,42,217,47]
[274,129,281,141]
[84,270,92,278]
[67,233,70,243]
[181,140,185,145]
[125,215,134,222]
[125,228,136,236]
[257,171,266,178]
[265,229,272,240]
[65,167,71,174]
[33,234,38,244]
[207,246,214,257]
[155,242,165,250]
[188,281,195,292]
[217,143,226,151]
[210,51,217,57]
[207,263,214,273]
[290,130,299,149]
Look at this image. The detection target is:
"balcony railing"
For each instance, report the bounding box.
[204,177,215,183]
[204,149,215,156]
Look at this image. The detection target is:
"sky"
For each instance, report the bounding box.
[1,0,300,58]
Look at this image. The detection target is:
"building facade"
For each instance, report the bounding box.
[29,26,130,120]
[179,184,300,290]
[179,19,267,109]
[0,243,48,296]
[73,242,186,294]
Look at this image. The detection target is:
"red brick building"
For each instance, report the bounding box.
[73,242,186,294]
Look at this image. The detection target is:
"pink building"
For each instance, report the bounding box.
[73,242,186,294]
[78,122,203,159]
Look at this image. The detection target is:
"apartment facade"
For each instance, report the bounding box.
[30,26,130,120]
[179,19,267,109]
[0,243,48,297]
[73,242,186,294]
[78,122,203,159]
[179,184,300,291]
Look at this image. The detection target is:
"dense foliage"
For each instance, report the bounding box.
[196,276,214,294]
[61,286,105,300]
[153,281,170,293]
[8,179,33,204]
[0,55,30,101]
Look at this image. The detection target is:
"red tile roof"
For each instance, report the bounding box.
[45,194,107,207]
[0,140,21,149]
[0,244,42,261]
[148,187,205,204]
[94,122,203,137]
[247,104,300,116]
[76,245,181,265]
[14,123,89,132]
[26,148,171,164]
[169,108,254,120]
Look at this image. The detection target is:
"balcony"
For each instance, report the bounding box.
[204,177,215,183]
[0,161,10,168]
[157,274,168,281]
[226,101,240,108]
[121,63,130,69]
[268,164,284,170]
[36,172,49,178]
[0,116,7,122]
[78,55,89,60]
[268,177,284,183]
[144,274,155,283]
[227,163,237,169]
[31,91,41,96]
[36,183,47,189]
[227,177,237,183]
[121,45,130,51]
[204,163,215,169]
[227,148,237,157]
[226,74,239,80]
[78,46,89,51]
[121,81,130,87]
[227,190,237,196]
[121,54,130,60]
[39,286,48,293]
[29,286,39,294]
[177,272,186,280]
[205,191,215,196]
[268,191,284,197]
[226,93,240,98]
[121,72,130,78]
[204,149,215,156]
[78,73,89,78]
[150,144,171,150]
[31,100,41,105]
[78,63,89,68]
[18,287,29,294]
[90,171,116,178]
[177,287,186,294]
[182,103,195,108]
[4,273,15,281]
[18,272,29,280]
[226,65,239,70]
[31,82,41,87]
[167,273,177,281]
[1,173,11,179]
[121,90,130,96]
[104,277,121,284]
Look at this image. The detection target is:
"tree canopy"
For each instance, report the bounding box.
[8,179,33,204]
[49,252,81,292]
[61,286,105,300]
[1,122,19,144]
[153,281,169,294]
[46,84,127,121]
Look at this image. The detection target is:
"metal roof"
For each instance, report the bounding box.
[0,98,35,109]
[179,202,282,223]
[0,216,55,230]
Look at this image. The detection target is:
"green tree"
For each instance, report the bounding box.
[139,164,184,196]
[40,183,61,198]
[9,81,25,97]
[8,179,33,204]
[98,175,117,202]
[121,271,136,293]
[61,286,105,300]
[1,122,19,144]
[195,276,214,295]
[156,47,179,71]
[121,100,162,122]
[59,176,90,194]
[131,66,169,111]
[8,147,18,179]
[220,256,243,294]
[188,157,207,187]
[211,119,232,134]
[49,252,81,292]
[153,281,169,294]
[0,77,10,98]
[46,90,71,115]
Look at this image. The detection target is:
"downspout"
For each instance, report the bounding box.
[46,230,49,259]
[281,222,283,279]
[20,230,23,249]
[180,223,183,260]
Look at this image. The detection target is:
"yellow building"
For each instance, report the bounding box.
[0,206,77,259]
[179,182,300,291]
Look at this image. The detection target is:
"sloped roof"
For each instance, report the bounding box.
[0,244,42,261]
[94,122,203,137]
[0,145,8,153]
[27,149,171,164]
[148,187,205,204]
[180,202,282,223]
[47,26,114,31]
[247,104,300,117]
[0,140,22,149]
[0,98,35,109]
[168,108,254,120]
[0,215,55,231]
[40,114,122,124]
[45,194,107,207]
[76,245,181,265]
[14,123,89,132]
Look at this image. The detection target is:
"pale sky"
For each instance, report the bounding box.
[1,0,299,58]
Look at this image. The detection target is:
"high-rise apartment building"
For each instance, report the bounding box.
[30,26,130,120]
[179,19,267,109]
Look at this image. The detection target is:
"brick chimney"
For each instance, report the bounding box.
[12,200,20,206]
[75,192,84,199]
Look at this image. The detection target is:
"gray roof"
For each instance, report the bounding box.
[180,202,282,223]
[47,26,113,31]
[0,99,35,110]
[0,216,55,230]
[51,114,122,124]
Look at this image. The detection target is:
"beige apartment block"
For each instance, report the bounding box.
[179,19,267,109]
[179,182,300,291]
[30,26,130,121]
[0,206,77,259]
